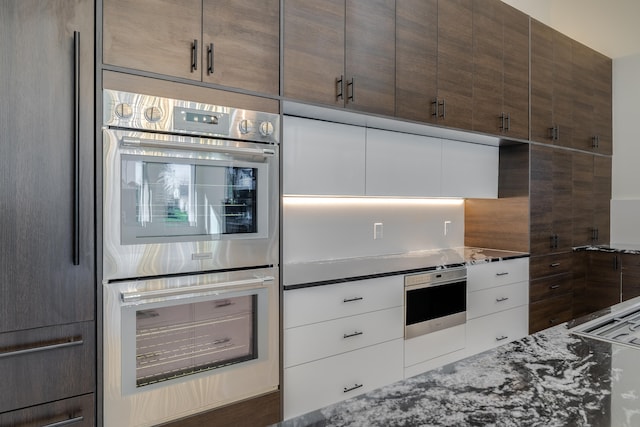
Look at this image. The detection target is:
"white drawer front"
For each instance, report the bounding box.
[467,257,529,292]
[404,348,467,379]
[467,281,529,320]
[283,339,404,420]
[465,305,528,357]
[284,276,403,328]
[404,324,466,368]
[284,306,403,368]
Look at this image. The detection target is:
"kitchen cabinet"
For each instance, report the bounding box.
[365,129,442,197]
[103,0,279,96]
[572,152,612,247]
[585,252,621,313]
[0,394,94,427]
[466,258,529,356]
[404,324,466,379]
[282,116,366,196]
[441,141,499,198]
[530,19,574,147]
[282,0,395,116]
[1,0,95,417]
[283,276,404,419]
[471,0,529,140]
[622,254,640,301]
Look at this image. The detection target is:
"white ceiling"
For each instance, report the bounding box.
[502,0,640,59]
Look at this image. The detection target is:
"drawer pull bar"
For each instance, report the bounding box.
[343,331,363,339]
[496,335,508,341]
[496,297,509,302]
[550,263,561,268]
[343,383,363,393]
[343,297,363,303]
[549,284,561,290]
[0,338,83,359]
[43,416,85,427]
[496,272,509,276]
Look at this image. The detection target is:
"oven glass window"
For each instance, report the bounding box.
[120,157,258,243]
[135,294,257,388]
[406,281,466,326]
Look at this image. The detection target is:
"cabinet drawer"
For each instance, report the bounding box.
[404,324,465,368]
[529,253,573,279]
[622,253,640,271]
[284,276,403,328]
[285,306,403,368]
[0,322,95,413]
[466,305,528,356]
[529,294,573,333]
[467,258,529,292]
[283,339,403,420]
[0,393,94,427]
[467,281,528,319]
[530,273,573,302]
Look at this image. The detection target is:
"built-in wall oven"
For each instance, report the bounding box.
[404,266,467,339]
[101,90,280,426]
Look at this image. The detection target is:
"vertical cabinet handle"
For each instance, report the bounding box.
[191,39,198,72]
[432,98,439,118]
[336,75,344,101]
[439,99,446,118]
[73,31,80,266]
[614,256,619,270]
[506,113,511,131]
[499,113,506,131]
[347,77,355,102]
[207,43,214,75]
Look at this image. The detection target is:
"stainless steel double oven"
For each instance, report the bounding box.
[101,89,280,426]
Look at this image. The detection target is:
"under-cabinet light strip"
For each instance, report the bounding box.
[282,196,464,206]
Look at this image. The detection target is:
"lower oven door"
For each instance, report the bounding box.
[103,267,279,427]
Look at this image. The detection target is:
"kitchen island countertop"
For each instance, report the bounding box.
[276,298,640,427]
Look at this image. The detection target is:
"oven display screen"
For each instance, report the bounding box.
[184,112,219,125]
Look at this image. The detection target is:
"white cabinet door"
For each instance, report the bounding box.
[467,281,529,320]
[283,116,366,195]
[467,257,529,292]
[441,140,498,198]
[465,305,528,356]
[365,129,442,197]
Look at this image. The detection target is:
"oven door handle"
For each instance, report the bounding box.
[121,136,276,158]
[120,276,274,304]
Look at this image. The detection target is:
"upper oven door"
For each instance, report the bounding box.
[103,129,279,281]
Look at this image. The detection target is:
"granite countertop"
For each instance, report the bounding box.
[283,247,529,290]
[575,243,640,254]
[276,298,640,427]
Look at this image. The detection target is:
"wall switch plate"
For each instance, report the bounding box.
[374,222,383,240]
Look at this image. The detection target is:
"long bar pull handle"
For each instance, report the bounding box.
[347,77,355,102]
[343,296,364,303]
[614,255,619,270]
[496,272,509,277]
[556,125,560,141]
[506,113,511,131]
[343,331,363,339]
[191,39,198,72]
[499,113,505,131]
[207,43,214,75]
[550,262,561,268]
[73,31,80,266]
[121,136,275,157]
[439,99,446,118]
[432,98,439,118]
[496,335,508,341]
[336,75,344,101]
[496,297,509,302]
[343,383,363,393]
[549,284,561,290]
[0,338,84,359]
[43,416,85,427]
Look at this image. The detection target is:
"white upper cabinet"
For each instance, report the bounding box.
[365,129,442,197]
[283,116,366,195]
[441,140,499,198]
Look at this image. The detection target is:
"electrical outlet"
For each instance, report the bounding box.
[444,221,452,236]
[374,222,383,240]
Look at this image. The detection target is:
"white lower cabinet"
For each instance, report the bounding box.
[404,324,466,379]
[465,305,529,356]
[284,339,404,419]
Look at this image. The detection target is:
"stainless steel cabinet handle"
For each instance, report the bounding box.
[43,416,85,427]
[73,31,80,266]
[343,331,363,339]
[207,43,214,75]
[439,99,446,118]
[343,383,363,393]
[549,284,561,290]
[343,296,363,303]
[550,262,561,268]
[496,335,508,341]
[496,297,509,302]
[506,113,511,131]
[347,77,355,102]
[336,75,344,101]
[191,39,198,72]
[121,136,275,157]
[432,98,439,117]
[496,272,509,277]
[499,113,506,131]
[0,338,84,359]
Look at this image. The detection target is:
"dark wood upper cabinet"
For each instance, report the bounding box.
[103,0,280,96]
[283,0,395,116]
[472,0,529,140]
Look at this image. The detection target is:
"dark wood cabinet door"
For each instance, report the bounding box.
[345,0,395,116]
[0,0,95,332]
[0,393,94,427]
[586,252,621,312]
[202,0,279,95]
[572,151,595,247]
[472,0,503,135]
[501,3,529,140]
[593,155,612,245]
[530,145,555,256]
[103,0,202,81]
[592,52,613,155]
[282,0,346,106]
[436,0,473,131]
[552,30,574,148]
[572,41,596,151]
[395,0,438,123]
[552,149,574,252]
[622,254,640,301]
[530,19,554,143]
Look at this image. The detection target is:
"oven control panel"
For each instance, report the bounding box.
[103,89,280,144]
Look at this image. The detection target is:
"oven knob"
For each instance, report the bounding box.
[114,102,133,119]
[144,106,163,123]
[238,119,254,134]
[259,121,274,137]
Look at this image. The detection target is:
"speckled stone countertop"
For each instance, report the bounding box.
[575,243,640,254]
[275,297,640,427]
[283,247,528,290]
